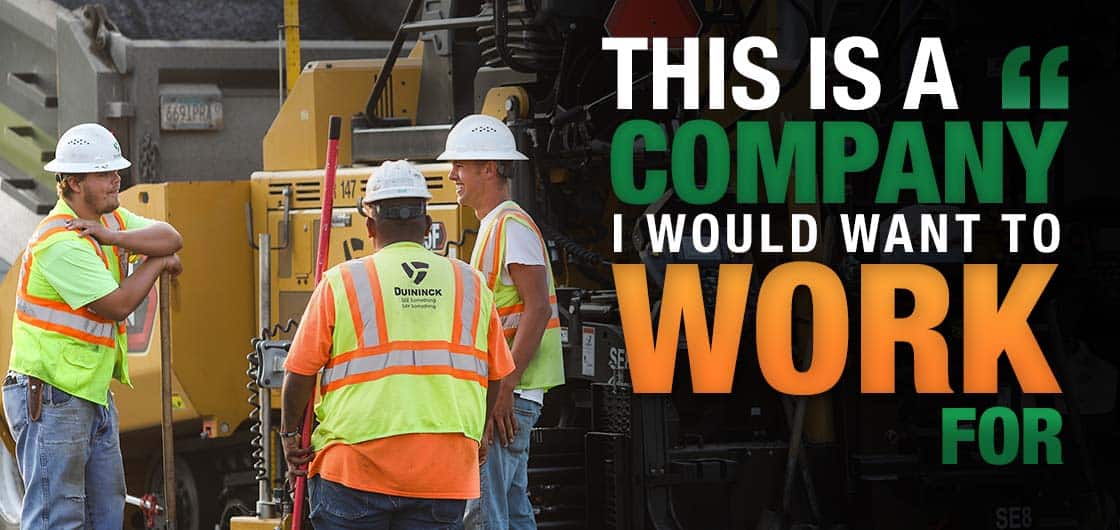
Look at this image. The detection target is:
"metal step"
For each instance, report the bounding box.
[0,156,52,214]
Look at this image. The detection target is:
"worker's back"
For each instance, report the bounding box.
[313,241,496,448]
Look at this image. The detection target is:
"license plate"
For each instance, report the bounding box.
[160,96,223,130]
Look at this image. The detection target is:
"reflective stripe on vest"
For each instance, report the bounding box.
[102,210,128,281]
[476,208,562,337]
[453,258,482,348]
[13,214,123,348]
[498,294,561,337]
[323,256,487,395]
[321,345,488,392]
[341,259,387,348]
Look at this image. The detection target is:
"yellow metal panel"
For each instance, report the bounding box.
[249,163,476,339]
[0,253,19,452]
[480,87,530,121]
[114,181,255,435]
[263,53,424,172]
[0,255,19,379]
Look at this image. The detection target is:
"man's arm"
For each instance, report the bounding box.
[481,377,501,463]
[87,254,180,321]
[68,219,183,257]
[490,263,552,445]
[277,280,334,481]
[505,263,553,384]
[280,372,317,480]
[281,372,317,435]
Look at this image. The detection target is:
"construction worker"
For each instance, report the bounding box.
[440,115,565,530]
[280,160,514,529]
[2,123,183,529]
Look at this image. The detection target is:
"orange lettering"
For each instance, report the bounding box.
[613,264,751,393]
[756,262,848,395]
[963,264,1060,393]
[861,264,952,393]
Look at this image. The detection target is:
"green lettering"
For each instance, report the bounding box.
[1022,407,1062,464]
[672,120,730,205]
[736,121,815,204]
[979,406,1019,466]
[945,122,1004,203]
[942,407,976,465]
[1007,121,1066,204]
[823,122,878,203]
[611,119,668,204]
[877,121,940,203]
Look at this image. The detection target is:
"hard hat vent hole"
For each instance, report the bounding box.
[67,138,91,145]
[471,126,497,133]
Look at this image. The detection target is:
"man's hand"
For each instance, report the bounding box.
[281,434,314,485]
[492,382,517,447]
[479,422,492,466]
[67,218,119,246]
[161,254,183,278]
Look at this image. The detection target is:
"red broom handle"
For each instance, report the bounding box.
[291,115,342,530]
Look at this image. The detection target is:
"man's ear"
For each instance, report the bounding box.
[424,214,433,237]
[484,160,499,181]
[366,216,376,240]
[66,175,81,195]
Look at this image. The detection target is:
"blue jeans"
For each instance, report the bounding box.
[2,372,126,530]
[465,397,542,530]
[309,476,466,530]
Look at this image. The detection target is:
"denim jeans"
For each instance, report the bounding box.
[2,372,126,530]
[309,476,466,530]
[464,396,542,530]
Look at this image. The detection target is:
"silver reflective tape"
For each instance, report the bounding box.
[346,260,381,347]
[499,303,558,330]
[15,296,114,340]
[478,223,502,278]
[101,213,122,231]
[322,348,488,386]
[30,219,70,242]
[458,263,478,347]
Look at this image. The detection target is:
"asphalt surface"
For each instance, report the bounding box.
[54,0,412,40]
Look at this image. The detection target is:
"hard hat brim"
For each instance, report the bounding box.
[44,157,132,173]
[436,149,528,161]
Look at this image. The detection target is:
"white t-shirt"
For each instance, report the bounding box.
[478,203,547,405]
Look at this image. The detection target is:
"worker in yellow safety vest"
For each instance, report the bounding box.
[440,114,565,530]
[3,122,183,529]
[280,160,515,529]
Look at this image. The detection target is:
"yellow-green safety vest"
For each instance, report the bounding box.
[312,242,498,449]
[470,201,565,391]
[9,209,132,405]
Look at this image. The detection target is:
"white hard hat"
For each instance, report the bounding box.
[363,160,433,203]
[437,114,527,161]
[44,123,131,173]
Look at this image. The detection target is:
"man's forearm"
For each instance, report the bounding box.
[113,223,183,257]
[88,257,165,321]
[281,372,317,433]
[505,302,552,385]
[485,380,500,424]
